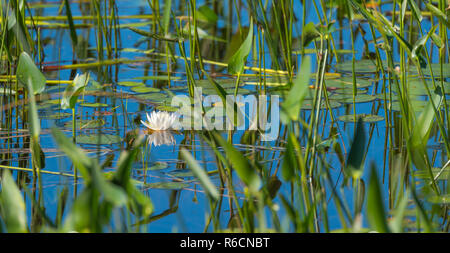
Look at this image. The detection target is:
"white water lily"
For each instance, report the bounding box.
[146,130,175,146]
[141,111,177,131]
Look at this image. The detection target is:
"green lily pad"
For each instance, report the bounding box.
[338,114,384,123]
[41,112,72,119]
[325,77,373,89]
[392,79,450,96]
[301,100,342,110]
[44,99,65,105]
[148,162,169,171]
[80,102,108,107]
[76,134,122,145]
[169,171,195,178]
[131,86,160,93]
[331,94,376,103]
[118,81,145,87]
[156,105,179,112]
[135,93,169,103]
[168,86,188,92]
[64,119,106,129]
[375,93,398,101]
[333,89,368,95]
[410,63,450,78]
[145,181,190,190]
[390,100,428,112]
[335,59,379,73]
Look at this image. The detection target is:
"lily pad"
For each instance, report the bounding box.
[41,112,72,119]
[76,134,122,145]
[80,102,108,107]
[135,93,169,103]
[331,94,376,103]
[301,100,342,110]
[118,81,145,87]
[131,86,160,93]
[390,100,428,112]
[145,181,190,190]
[156,105,179,112]
[338,114,384,123]
[335,59,380,73]
[64,119,105,129]
[411,63,450,78]
[333,89,368,95]
[148,162,169,171]
[169,170,195,178]
[392,79,450,96]
[325,77,373,89]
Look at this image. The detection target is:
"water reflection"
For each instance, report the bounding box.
[146,130,176,147]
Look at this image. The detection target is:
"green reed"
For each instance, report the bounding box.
[0,0,448,233]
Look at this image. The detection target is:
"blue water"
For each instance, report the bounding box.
[2,0,446,232]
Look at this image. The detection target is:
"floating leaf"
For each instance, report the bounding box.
[335,59,378,73]
[325,77,373,89]
[135,93,169,103]
[170,171,195,178]
[131,86,160,93]
[338,114,384,123]
[331,94,376,104]
[145,182,190,190]
[80,102,108,107]
[118,81,145,87]
[301,100,342,110]
[156,105,179,112]
[64,119,105,129]
[148,162,169,171]
[41,112,72,119]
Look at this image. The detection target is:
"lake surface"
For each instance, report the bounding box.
[0,0,449,232]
